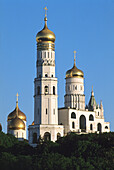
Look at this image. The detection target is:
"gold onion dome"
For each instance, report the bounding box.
[36,17,55,43]
[8,93,26,121]
[8,116,25,130]
[8,107,26,121]
[66,51,84,78]
[36,7,55,43]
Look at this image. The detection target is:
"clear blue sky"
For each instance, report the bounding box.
[0,0,114,135]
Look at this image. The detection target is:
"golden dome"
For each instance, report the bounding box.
[36,17,55,43]
[8,107,26,121]
[66,51,84,78]
[8,116,25,130]
[66,63,84,78]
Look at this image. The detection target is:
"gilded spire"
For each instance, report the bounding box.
[91,85,94,96]
[44,7,48,28]
[74,51,76,66]
[16,93,19,116]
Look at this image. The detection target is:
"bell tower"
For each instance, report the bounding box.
[34,7,58,125]
[28,7,63,144]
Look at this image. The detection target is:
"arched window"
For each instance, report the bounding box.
[45,86,48,94]
[80,115,86,131]
[44,132,51,141]
[89,114,94,121]
[53,86,55,95]
[51,75,53,77]
[90,124,93,130]
[71,112,76,119]
[45,74,48,77]
[33,133,37,143]
[37,86,40,95]
[97,123,102,132]
[57,133,61,140]
[105,126,108,129]
[72,122,75,129]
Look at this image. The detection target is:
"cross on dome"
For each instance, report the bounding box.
[44,7,48,17]
[16,93,19,116]
[74,50,76,65]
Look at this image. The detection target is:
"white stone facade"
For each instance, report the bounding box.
[58,108,110,135]
[28,12,110,146]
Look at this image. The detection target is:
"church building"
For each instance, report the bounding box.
[28,7,110,146]
[7,93,26,141]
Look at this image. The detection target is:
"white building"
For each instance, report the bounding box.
[28,8,110,145]
[58,54,110,134]
[28,8,63,146]
[7,93,26,141]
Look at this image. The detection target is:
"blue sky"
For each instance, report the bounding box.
[0,0,114,134]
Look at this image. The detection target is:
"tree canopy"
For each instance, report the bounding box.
[0,131,114,170]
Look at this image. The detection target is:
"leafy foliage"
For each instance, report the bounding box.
[0,131,114,170]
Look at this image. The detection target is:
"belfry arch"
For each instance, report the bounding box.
[44,132,51,141]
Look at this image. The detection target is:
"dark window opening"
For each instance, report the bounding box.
[89,114,94,121]
[45,86,48,94]
[90,124,93,130]
[45,74,48,77]
[57,133,61,140]
[105,126,108,129]
[53,86,55,95]
[46,108,48,115]
[71,112,76,119]
[44,132,51,141]
[72,122,75,129]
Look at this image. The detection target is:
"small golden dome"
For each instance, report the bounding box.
[66,51,84,78]
[8,116,25,130]
[66,63,84,78]
[36,17,55,43]
[8,107,26,121]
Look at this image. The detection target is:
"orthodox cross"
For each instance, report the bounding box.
[44,7,48,17]
[16,93,19,116]
[74,51,76,65]
[16,93,19,103]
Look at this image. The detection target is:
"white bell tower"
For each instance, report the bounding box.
[29,7,63,145]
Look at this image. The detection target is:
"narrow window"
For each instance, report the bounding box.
[46,108,48,115]
[48,52,49,58]
[75,86,77,90]
[17,132,18,138]
[98,112,99,116]
[51,75,53,77]
[45,86,48,94]
[90,124,93,130]
[53,86,55,95]
[45,74,48,77]
[53,109,55,115]
[72,122,75,129]
[37,86,40,95]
